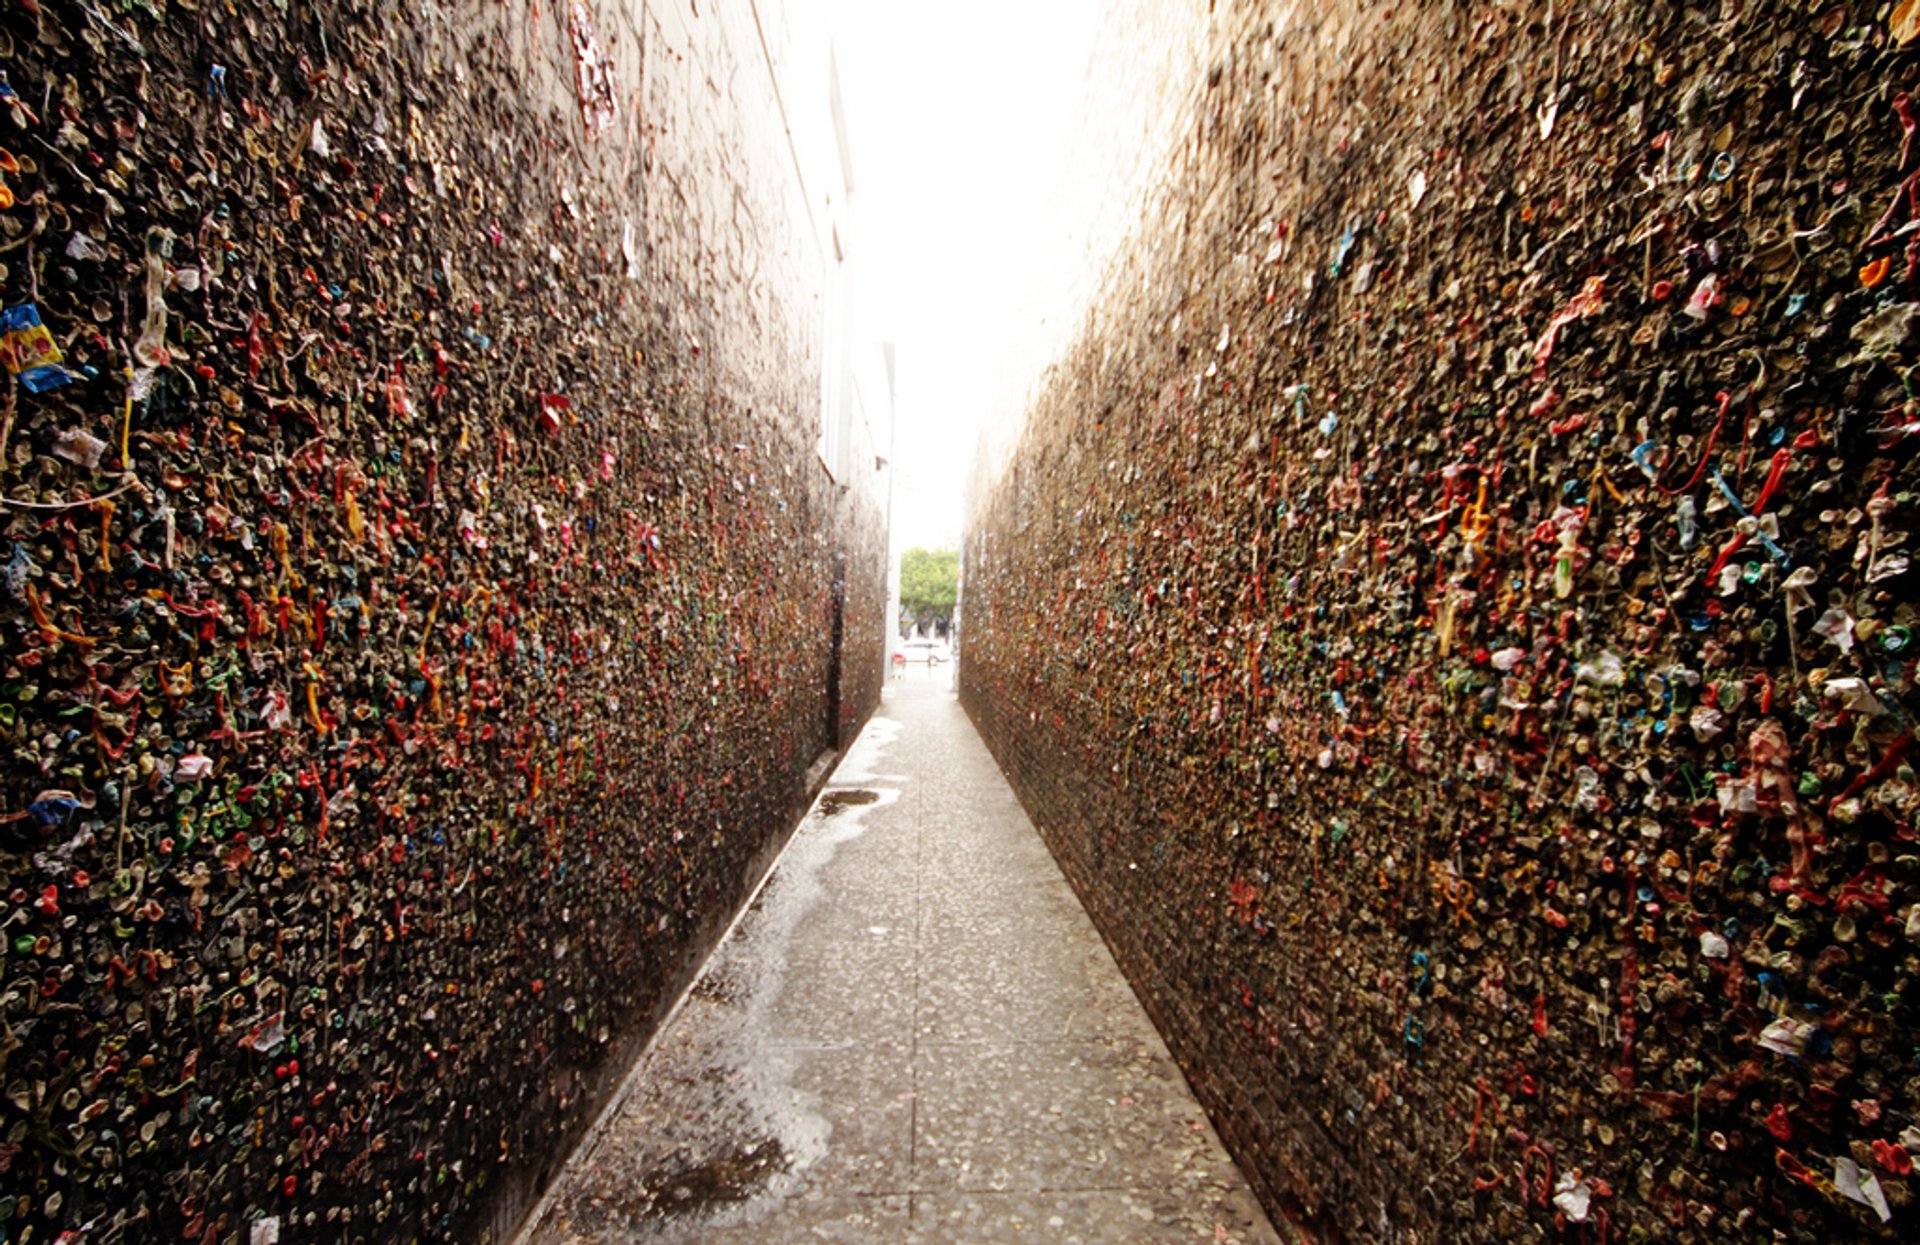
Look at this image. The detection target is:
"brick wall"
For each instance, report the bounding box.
[0,2,885,1242]
[966,2,1920,1242]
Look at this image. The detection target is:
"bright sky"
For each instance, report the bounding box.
[824,0,1109,553]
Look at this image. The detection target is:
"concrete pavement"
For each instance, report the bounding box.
[518,668,1285,1244]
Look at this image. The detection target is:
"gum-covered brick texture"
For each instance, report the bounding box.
[0,3,886,1243]
[964,3,1920,1244]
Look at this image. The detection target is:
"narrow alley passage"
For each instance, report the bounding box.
[14,4,1920,1243]
[517,670,1285,1245]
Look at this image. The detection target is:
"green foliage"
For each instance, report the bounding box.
[899,545,959,615]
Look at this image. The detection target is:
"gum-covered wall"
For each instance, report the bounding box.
[0,2,886,1242]
[964,2,1920,1242]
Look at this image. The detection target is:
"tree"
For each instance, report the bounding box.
[899,546,959,617]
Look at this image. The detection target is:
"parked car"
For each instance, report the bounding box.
[894,639,950,666]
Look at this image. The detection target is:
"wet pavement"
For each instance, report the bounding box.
[517,669,1286,1245]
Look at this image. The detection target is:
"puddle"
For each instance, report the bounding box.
[815,788,879,815]
[626,1138,790,1219]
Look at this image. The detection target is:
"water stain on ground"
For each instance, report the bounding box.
[623,1138,791,1219]
[529,739,906,1243]
[815,788,879,815]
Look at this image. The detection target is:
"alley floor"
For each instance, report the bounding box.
[517,668,1286,1244]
